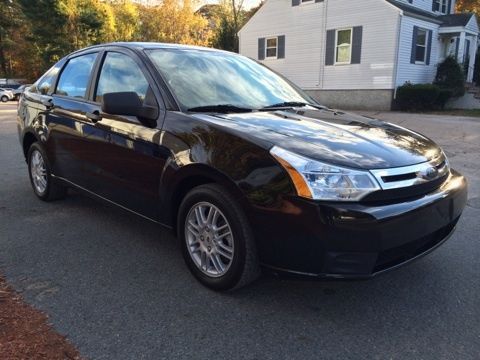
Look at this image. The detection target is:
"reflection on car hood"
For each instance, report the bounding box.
[192,108,442,170]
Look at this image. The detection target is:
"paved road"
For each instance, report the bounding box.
[1,102,479,360]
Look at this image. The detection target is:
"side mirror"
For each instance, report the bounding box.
[101,92,158,122]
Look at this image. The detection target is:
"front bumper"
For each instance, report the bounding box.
[252,170,468,278]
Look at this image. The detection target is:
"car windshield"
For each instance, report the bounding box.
[146,48,315,111]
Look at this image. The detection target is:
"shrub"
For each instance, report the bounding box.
[434,56,465,97]
[435,88,453,110]
[396,83,441,111]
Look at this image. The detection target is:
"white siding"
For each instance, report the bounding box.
[465,16,479,34]
[322,0,400,90]
[394,0,456,14]
[395,15,441,86]
[239,0,325,89]
[398,0,432,13]
[239,0,400,90]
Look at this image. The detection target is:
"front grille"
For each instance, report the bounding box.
[361,174,448,203]
[373,218,458,273]
[364,153,450,203]
[370,153,449,190]
[382,172,417,182]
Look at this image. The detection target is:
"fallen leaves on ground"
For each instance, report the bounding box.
[0,275,83,359]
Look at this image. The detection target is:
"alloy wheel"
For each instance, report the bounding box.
[185,202,234,277]
[30,149,47,194]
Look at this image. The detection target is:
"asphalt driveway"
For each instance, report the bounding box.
[1,102,479,359]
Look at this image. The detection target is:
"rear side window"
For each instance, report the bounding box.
[95,52,149,103]
[56,53,97,98]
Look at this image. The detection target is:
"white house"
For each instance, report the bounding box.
[239,0,479,110]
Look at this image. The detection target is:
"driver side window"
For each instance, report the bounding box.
[95,52,149,103]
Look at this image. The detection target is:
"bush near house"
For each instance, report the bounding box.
[434,56,466,98]
[397,57,467,111]
[396,83,444,111]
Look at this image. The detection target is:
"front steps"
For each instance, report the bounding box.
[446,83,480,109]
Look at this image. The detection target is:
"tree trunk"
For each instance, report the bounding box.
[0,31,9,77]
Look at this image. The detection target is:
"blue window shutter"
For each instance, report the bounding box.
[351,26,363,64]
[278,35,285,59]
[292,0,300,6]
[448,0,452,14]
[325,29,335,66]
[411,26,418,64]
[258,38,265,60]
[426,30,433,65]
[455,37,460,60]
[465,39,471,62]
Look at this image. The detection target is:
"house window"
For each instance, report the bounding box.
[433,0,448,14]
[265,37,278,59]
[415,29,427,63]
[301,0,314,3]
[335,28,352,64]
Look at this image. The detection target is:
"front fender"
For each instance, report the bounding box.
[157,112,295,227]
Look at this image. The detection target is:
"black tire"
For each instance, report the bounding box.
[27,142,67,201]
[1,95,8,103]
[178,184,260,291]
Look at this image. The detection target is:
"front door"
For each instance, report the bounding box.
[83,51,167,220]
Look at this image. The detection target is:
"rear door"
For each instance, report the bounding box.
[44,52,101,186]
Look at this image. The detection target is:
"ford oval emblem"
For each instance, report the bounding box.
[421,167,438,180]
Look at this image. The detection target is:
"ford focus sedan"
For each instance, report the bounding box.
[17,43,467,290]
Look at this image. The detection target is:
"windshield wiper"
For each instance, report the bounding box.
[259,101,325,111]
[187,104,253,114]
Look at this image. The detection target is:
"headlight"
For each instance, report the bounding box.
[270,146,381,201]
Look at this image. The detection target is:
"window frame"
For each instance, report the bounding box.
[265,36,279,60]
[334,28,353,65]
[93,50,151,104]
[53,51,99,100]
[31,60,65,95]
[415,28,428,64]
[433,0,448,14]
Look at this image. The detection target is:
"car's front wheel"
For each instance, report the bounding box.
[27,142,67,201]
[178,184,260,291]
[1,95,8,103]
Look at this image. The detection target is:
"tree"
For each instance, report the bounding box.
[3,0,223,80]
[456,0,480,14]
[60,0,114,48]
[210,0,264,52]
[19,0,71,70]
[137,0,211,46]
[110,0,139,41]
[0,0,22,77]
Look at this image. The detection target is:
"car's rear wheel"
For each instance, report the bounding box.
[1,95,8,102]
[27,142,67,201]
[178,184,260,291]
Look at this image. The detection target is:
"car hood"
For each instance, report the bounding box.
[191,108,442,170]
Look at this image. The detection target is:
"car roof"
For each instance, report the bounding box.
[72,42,233,56]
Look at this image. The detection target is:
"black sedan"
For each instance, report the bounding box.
[17,43,467,290]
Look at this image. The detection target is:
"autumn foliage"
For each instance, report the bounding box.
[0,0,261,81]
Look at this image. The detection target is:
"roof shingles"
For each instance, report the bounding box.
[385,0,475,28]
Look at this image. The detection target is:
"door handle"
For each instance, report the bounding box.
[86,111,101,123]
